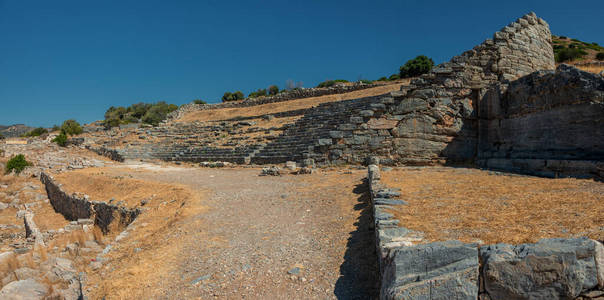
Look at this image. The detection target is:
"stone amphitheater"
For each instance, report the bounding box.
[1,12,603,300]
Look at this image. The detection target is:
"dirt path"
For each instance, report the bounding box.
[102,164,377,299]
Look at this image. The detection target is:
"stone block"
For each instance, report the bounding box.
[480,238,601,300]
[381,241,479,300]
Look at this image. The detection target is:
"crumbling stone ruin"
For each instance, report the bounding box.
[95,12,602,179]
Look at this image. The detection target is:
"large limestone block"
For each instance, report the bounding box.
[0,279,48,300]
[480,238,600,300]
[381,241,479,300]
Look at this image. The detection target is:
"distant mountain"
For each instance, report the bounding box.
[0,124,35,138]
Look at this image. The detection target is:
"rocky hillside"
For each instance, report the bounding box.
[552,35,604,63]
[0,125,34,138]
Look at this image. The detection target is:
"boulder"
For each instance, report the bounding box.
[381,241,479,300]
[479,238,601,300]
[0,279,48,300]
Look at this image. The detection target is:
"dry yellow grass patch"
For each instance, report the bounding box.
[575,64,604,74]
[380,167,603,245]
[178,81,408,123]
[55,167,209,299]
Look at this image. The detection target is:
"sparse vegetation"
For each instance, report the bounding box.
[248,88,267,98]
[388,74,400,81]
[0,132,4,139]
[222,91,245,102]
[399,55,434,78]
[22,127,48,137]
[552,35,604,62]
[52,133,68,147]
[60,119,83,136]
[5,154,31,174]
[192,99,207,105]
[104,102,178,127]
[316,79,348,88]
[268,85,279,95]
[596,52,604,61]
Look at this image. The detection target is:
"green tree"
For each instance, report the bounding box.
[192,99,207,104]
[141,102,178,126]
[268,85,279,95]
[23,127,48,137]
[399,55,434,78]
[61,119,83,136]
[52,133,68,147]
[5,154,31,174]
[233,91,244,100]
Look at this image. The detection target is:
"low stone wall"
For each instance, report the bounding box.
[167,82,385,120]
[40,173,140,234]
[367,164,604,299]
[85,145,125,162]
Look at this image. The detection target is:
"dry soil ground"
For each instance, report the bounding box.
[381,167,604,245]
[60,163,378,299]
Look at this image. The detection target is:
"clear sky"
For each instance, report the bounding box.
[1,0,603,127]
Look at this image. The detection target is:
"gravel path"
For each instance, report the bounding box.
[124,166,378,299]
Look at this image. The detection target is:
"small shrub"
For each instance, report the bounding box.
[51,125,60,132]
[559,36,567,39]
[317,79,348,88]
[61,120,83,136]
[0,133,5,139]
[399,55,434,78]
[359,79,373,84]
[248,88,267,98]
[222,91,245,102]
[23,127,48,137]
[268,85,279,95]
[141,102,178,126]
[388,74,400,81]
[378,76,388,81]
[192,99,207,104]
[5,154,31,174]
[596,52,604,61]
[555,47,587,62]
[52,133,68,147]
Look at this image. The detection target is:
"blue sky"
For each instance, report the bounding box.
[1,0,603,127]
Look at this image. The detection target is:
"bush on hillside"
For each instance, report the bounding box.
[388,74,400,81]
[399,55,434,78]
[596,52,604,61]
[192,99,207,105]
[222,91,245,102]
[60,119,83,136]
[5,154,31,174]
[141,102,178,126]
[555,47,587,62]
[268,85,279,95]
[0,133,4,140]
[248,89,267,98]
[316,79,348,88]
[104,102,178,127]
[359,79,373,84]
[22,127,48,137]
[51,125,60,132]
[52,133,68,147]
[378,76,388,81]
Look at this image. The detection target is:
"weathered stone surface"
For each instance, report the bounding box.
[367,118,399,130]
[480,238,601,300]
[0,279,48,300]
[381,241,479,300]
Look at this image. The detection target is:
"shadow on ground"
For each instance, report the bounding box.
[334,178,379,299]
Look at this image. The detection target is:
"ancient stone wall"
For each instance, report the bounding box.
[367,165,604,299]
[40,172,140,234]
[477,64,604,178]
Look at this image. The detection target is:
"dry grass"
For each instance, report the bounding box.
[178,81,407,123]
[56,167,208,299]
[574,64,604,74]
[380,167,604,245]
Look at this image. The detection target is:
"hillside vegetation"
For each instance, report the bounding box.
[552,35,604,63]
